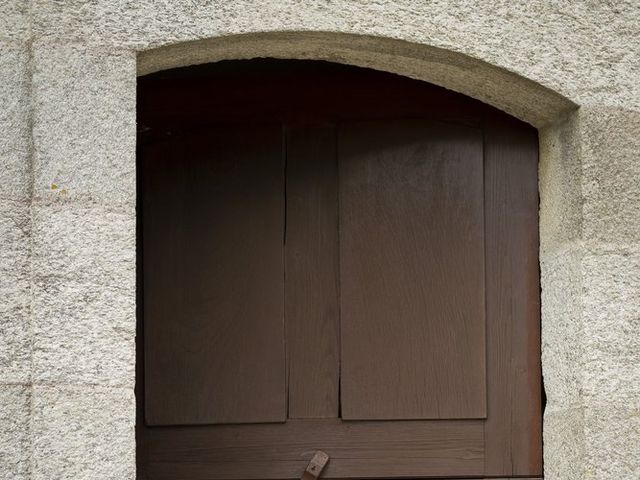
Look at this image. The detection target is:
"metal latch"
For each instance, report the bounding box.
[301,451,329,480]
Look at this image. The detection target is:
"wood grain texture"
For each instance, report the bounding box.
[143,124,286,425]
[483,113,542,476]
[286,126,340,418]
[137,59,543,479]
[339,119,486,420]
[140,418,484,479]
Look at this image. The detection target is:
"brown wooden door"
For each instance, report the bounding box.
[339,119,486,421]
[143,125,286,426]
[137,60,542,480]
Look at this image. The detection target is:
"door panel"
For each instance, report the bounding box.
[339,119,486,420]
[143,124,286,426]
[285,126,340,419]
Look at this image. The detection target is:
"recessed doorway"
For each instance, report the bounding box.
[137,59,541,480]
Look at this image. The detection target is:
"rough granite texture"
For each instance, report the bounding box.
[32,385,135,480]
[540,245,583,412]
[32,43,137,208]
[0,5,33,479]
[580,107,640,245]
[0,44,31,203]
[0,200,31,385]
[539,114,583,252]
[1,1,639,479]
[29,1,640,109]
[581,251,640,405]
[31,203,135,387]
[0,386,30,480]
[0,0,29,42]
[543,407,586,480]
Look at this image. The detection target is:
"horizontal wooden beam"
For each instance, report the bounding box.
[141,418,484,479]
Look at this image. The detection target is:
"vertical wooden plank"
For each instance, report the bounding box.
[286,125,340,418]
[339,119,487,420]
[143,124,286,425]
[483,114,542,475]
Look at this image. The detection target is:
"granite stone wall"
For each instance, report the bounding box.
[1,1,638,479]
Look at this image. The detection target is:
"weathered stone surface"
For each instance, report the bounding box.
[32,385,135,480]
[31,202,135,386]
[136,32,576,128]
[0,43,31,202]
[32,1,639,109]
[0,200,31,383]
[0,43,32,383]
[580,107,640,244]
[0,298,31,384]
[540,245,583,412]
[32,42,136,207]
[583,401,640,479]
[0,0,30,43]
[32,202,135,289]
[32,277,135,387]
[0,385,30,480]
[543,407,585,480]
[539,113,582,253]
[581,250,640,405]
[2,2,637,480]
[0,14,33,479]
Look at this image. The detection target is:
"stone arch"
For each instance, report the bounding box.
[136,30,583,479]
[137,31,577,128]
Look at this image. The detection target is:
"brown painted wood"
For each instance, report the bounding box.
[140,418,484,479]
[483,113,543,476]
[143,124,286,425]
[138,59,542,480]
[286,126,340,419]
[339,119,486,420]
[137,60,486,137]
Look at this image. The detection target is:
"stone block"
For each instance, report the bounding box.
[31,202,135,386]
[0,200,31,383]
[580,107,640,244]
[539,112,582,253]
[0,298,31,384]
[32,42,136,208]
[0,44,31,202]
[19,3,640,480]
[32,202,135,289]
[540,244,583,411]
[543,407,585,480]
[0,385,30,480]
[581,250,640,405]
[31,1,640,109]
[32,385,135,480]
[0,1,30,43]
[32,277,135,387]
[583,401,640,479]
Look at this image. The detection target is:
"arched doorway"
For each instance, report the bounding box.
[137,59,541,479]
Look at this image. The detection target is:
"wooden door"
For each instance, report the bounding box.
[339,119,486,421]
[137,60,542,480]
[143,125,286,426]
